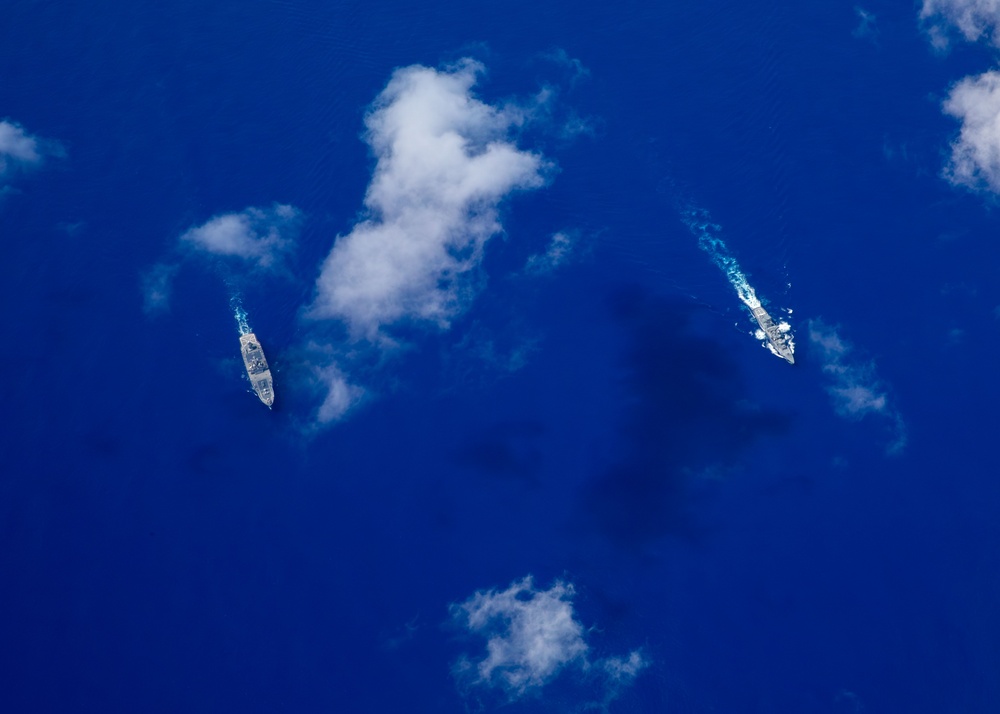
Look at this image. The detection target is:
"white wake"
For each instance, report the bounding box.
[231,295,251,336]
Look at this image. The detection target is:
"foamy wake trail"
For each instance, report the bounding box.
[683,208,761,310]
[682,207,794,358]
[231,295,251,336]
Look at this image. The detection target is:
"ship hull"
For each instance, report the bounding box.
[239,333,275,406]
[750,305,795,364]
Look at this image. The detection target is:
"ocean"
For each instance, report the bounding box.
[3,0,1000,711]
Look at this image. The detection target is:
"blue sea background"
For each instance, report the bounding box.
[3,0,1000,711]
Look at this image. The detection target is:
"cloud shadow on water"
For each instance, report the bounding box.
[454,420,545,484]
[583,287,791,547]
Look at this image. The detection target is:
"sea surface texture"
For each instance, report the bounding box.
[2,1,1000,712]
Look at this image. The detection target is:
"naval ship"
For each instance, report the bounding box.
[750,304,794,364]
[240,333,275,407]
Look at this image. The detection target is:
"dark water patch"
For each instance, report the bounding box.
[186,442,226,475]
[454,419,545,483]
[582,287,791,547]
[80,431,122,461]
[751,471,816,500]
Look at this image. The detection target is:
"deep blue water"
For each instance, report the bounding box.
[3,1,1000,712]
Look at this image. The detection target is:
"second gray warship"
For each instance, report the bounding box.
[240,332,275,407]
[750,304,794,364]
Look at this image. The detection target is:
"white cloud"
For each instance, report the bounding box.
[601,650,648,682]
[941,70,1000,193]
[453,577,587,693]
[308,59,550,341]
[524,231,575,275]
[920,0,1000,49]
[0,119,60,179]
[808,320,907,454]
[451,576,646,700]
[0,121,40,170]
[314,363,365,424]
[143,205,299,317]
[180,203,301,269]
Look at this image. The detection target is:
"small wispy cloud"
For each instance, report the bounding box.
[0,119,61,179]
[448,320,540,385]
[524,231,576,276]
[451,576,646,702]
[808,320,907,454]
[601,650,647,682]
[180,203,301,270]
[0,121,41,171]
[920,0,1000,49]
[312,362,365,425]
[852,7,879,42]
[141,263,179,315]
[143,204,301,317]
[541,48,591,87]
[941,70,1000,193]
[308,59,550,342]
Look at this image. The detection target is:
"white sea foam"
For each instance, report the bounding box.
[684,208,761,310]
[777,320,795,351]
[231,295,251,336]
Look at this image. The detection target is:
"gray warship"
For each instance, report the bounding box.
[239,332,275,407]
[750,304,794,364]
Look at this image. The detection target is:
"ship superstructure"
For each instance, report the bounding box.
[750,304,794,364]
[239,332,275,407]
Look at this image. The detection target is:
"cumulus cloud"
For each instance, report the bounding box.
[808,320,907,454]
[308,59,550,341]
[920,0,1000,49]
[941,71,1000,192]
[451,576,646,701]
[0,119,60,179]
[180,203,301,270]
[919,5,1000,194]
[524,231,576,275]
